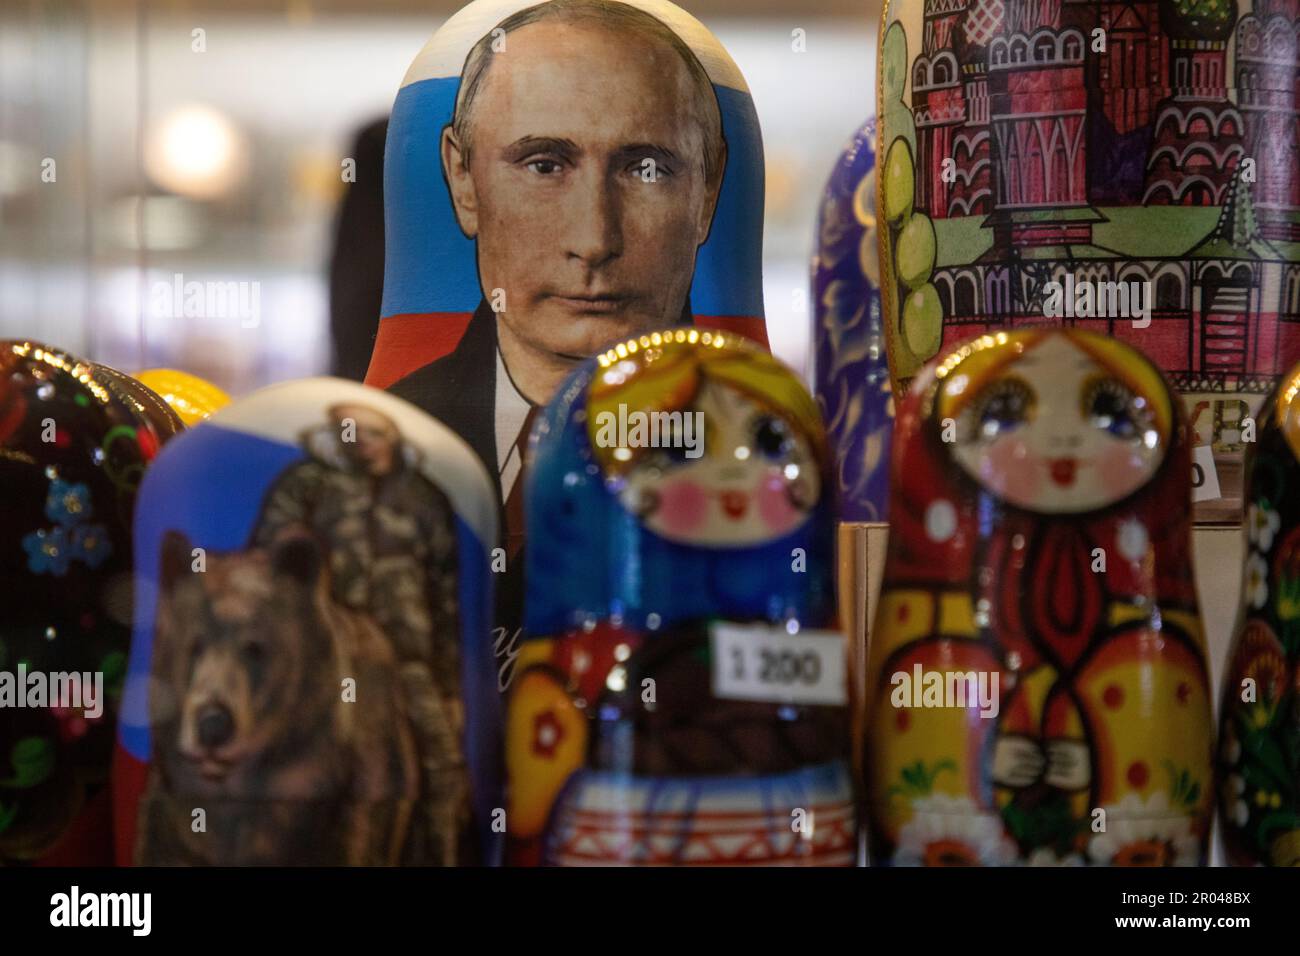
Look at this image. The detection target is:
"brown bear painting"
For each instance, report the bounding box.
[117,380,500,867]
[136,531,420,866]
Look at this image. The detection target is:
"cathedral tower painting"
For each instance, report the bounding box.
[879,0,1300,515]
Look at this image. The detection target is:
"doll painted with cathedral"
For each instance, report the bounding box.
[877,0,1300,521]
[1217,359,1300,866]
[865,328,1213,865]
[506,329,854,865]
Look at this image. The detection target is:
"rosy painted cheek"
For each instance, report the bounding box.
[1096,442,1147,495]
[757,473,800,531]
[983,438,1042,503]
[652,478,710,536]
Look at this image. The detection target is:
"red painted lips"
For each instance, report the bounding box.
[1049,457,1078,486]
[720,490,749,519]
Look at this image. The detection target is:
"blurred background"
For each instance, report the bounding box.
[0,0,879,394]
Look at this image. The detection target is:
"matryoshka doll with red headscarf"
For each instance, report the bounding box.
[865,329,1214,865]
[507,329,854,866]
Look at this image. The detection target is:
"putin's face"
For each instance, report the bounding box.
[443,20,724,378]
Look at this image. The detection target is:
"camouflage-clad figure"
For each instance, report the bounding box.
[253,402,466,864]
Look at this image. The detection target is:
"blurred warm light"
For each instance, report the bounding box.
[292,149,346,205]
[144,105,248,200]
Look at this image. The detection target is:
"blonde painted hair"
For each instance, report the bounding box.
[586,329,826,477]
[931,328,1174,444]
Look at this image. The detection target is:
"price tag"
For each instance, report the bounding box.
[710,622,847,706]
[1191,444,1221,503]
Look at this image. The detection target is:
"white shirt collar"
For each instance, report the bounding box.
[495,345,533,500]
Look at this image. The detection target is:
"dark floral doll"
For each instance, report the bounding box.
[1218,360,1300,866]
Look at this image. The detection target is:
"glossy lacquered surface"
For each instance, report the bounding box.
[0,341,178,864]
[116,378,501,865]
[365,0,774,686]
[877,0,1300,518]
[509,330,853,865]
[813,117,892,523]
[1217,360,1300,866]
[134,368,231,427]
[865,329,1213,865]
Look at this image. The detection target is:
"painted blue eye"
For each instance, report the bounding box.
[753,416,792,459]
[971,376,1035,440]
[1084,376,1146,439]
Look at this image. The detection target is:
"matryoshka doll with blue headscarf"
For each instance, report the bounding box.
[507,329,854,866]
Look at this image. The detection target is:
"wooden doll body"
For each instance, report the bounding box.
[877,0,1300,519]
[363,0,772,680]
[813,116,892,523]
[507,330,855,866]
[1217,359,1300,866]
[0,342,179,864]
[865,329,1214,865]
[133,369,230,426]
[114,378,501,865]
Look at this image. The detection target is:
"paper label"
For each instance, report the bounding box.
[1191,443,1222,503]
[710,622,847,706]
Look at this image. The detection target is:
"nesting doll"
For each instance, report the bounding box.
[0,342,178,865]
[506,329,853,866]
[363,0,770,689]
[1217,359,1300,866]
[113,379,500,865]
[813,118,893,793]
[134,368,231,426]
[877,0,1300,520]
[813,116,892,523]
[865,329,1213,865]
[90,363,185,439]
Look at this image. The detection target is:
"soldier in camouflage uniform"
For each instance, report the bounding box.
[253,402,467,864]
